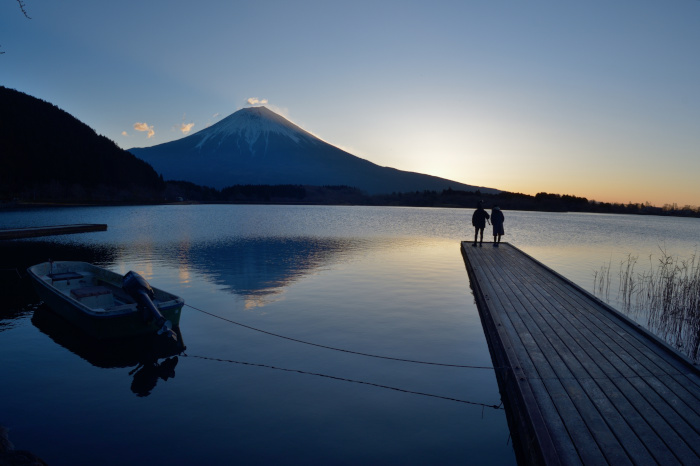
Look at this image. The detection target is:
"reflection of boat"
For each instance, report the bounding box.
[27,261,184,339]
[32,306,186,397]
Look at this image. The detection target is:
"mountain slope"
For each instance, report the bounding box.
[0,86,163,201]
[129,107,498,195]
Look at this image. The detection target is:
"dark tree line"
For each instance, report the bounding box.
[368,188,699,217]
[221,184,306,202]
[158,183,700,218]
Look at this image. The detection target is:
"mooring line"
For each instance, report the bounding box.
[184,303,495,369]
[185,353,503,410]
[0,267,21,279]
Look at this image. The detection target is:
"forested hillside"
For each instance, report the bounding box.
[0,86,164,202]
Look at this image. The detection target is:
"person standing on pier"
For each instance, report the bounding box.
[471,201,490,246]
[491,206,505,247]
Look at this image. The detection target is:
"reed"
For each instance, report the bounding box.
[593,248,700,363]
[592,257,612,302]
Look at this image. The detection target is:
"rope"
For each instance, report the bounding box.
[0,268,21,278]
[184,303,495,369]
[185,353,504,410]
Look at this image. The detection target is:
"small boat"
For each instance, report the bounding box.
[27,261,184,340]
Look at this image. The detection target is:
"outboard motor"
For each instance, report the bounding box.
[123,271,177,341]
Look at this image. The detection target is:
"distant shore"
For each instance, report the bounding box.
[2,186,699,220]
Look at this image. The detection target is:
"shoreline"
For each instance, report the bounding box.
[2,199,699,219]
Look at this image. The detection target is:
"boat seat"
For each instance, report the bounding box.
[48,272,84,283]
[71,286,114,309]
[71,286,111,298]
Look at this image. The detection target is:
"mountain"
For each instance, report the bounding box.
[129,107,498,195]
[0,86,163,201]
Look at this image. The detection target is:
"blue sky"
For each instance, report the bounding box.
[2,0,699,206]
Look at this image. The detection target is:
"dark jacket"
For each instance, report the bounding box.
[491,209,504,227]
[491,209,505,235]
[472,208,490,229]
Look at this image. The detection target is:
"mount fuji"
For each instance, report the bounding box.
[128,106,498,195]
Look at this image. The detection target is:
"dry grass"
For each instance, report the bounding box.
[593,248,700,363]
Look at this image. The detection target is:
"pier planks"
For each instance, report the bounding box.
[461,242,700,465]
[0,224,107,240]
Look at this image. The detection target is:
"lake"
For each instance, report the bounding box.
[1,205,699,465]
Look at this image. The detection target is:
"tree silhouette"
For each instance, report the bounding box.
[16,0,31,18]
[1,0,32,54]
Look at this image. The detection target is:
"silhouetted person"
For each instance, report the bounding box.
[491,206,505,247]
[472,201,490,246]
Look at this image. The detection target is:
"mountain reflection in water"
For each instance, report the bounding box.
[159,236,372,308]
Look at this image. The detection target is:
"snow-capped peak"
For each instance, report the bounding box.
[194,106,317,151]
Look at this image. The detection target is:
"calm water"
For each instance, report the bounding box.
[1,205,699,465]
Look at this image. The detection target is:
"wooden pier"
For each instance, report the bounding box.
[0,224,107,240]
[461,242,700,465]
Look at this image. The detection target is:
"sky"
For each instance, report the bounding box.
[2,0,699,206]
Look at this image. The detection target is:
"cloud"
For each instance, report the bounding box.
[247,97,268,105]
[205,112,222,129]
[121,131,129,137]
[133,122,155,138]
[180,122,195,134]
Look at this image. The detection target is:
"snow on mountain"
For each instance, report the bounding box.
[193,106,318,153]
[128,106,499,195]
